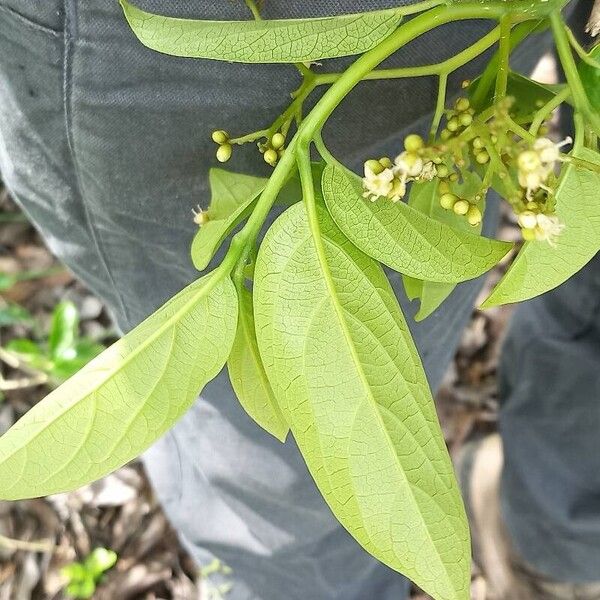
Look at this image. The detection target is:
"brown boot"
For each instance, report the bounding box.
[458,434,600,600]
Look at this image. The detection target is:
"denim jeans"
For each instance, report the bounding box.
[1,1,596,598]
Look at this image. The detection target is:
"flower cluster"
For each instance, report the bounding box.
[363,134,437,203]
[517,211,565,245]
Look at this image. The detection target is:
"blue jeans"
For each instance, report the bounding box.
[0,1,596,598]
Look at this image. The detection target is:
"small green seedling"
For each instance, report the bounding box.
[61,547,118,599]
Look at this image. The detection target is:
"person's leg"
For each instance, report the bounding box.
[0,1,546,597]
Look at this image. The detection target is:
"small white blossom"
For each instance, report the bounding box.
[534,214,565,246]
[363,165,395,201]
[389,176,407,203]
[394,151,423,178]
[517,150,553,199]
[533,136,572,167]
[192,205,208,225]
[418,161,437,181]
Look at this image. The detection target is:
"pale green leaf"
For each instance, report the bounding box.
[482,149,600,307]
[0,275,238,500]
[405,174,485,320]
[227,285,288,442]
[254,202,470,600]
[120,0,403,64]
[322,163,511,283]
[192,169,267,271]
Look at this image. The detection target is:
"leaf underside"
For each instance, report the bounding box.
[0,275,238,500]
[483,149,600,307]
[322,163,511,283]
[120,0,403,63]
[254,202,470,600]
[228,285,288,442]
[192,169,267,271]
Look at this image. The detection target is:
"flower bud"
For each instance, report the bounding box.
[365,159,384,175]
[404,134,424,153]
[472,137,485,150]
[466,205,482,226]
[453,199,470,215]
[264,148,278,166]
[440,129,452,141]
[475,150,490,165]
[440,193,458,210]
[271,132,285,150]
[447,117,459,132]
[438,180,451,195]
[379,157,393,169]
[216,143,232,163]
[212,130,229,145]
[455,97,470,112]
[459,113,473,127]
[436,165,449,179]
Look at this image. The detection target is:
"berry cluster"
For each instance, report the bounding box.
[211,129,286,167]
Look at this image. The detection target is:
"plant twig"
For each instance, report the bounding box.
[0,534,53,553]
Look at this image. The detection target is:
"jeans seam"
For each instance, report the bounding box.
[62,0,131,327]
[0,4,62,37]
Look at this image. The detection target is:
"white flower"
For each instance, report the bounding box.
[533,136,572,167]
[192,205,208,225]
[418,161,437,181]
[363,165,394,201]
[394,151,423,178]
[534,214,565,246]
[389,176,407,203]
[517,150,553,199]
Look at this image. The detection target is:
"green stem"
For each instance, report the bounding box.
[244,0,262,21]
[550,10,600,136]
[430,73,448,141]
[565,24,600,69]
[529,86,571,135]
[494,14,512,102]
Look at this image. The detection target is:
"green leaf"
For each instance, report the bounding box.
[578,44,600,112]
[322,163,511,283]
[482,149,600,307]
[85,548,118,578]
[227,284,288,442]
[120,0,404,64]
[48,301,80,361]
[0,274,238,500]
[191,169,267,271]
[405,174,486,320]
[254,202,470,600]
[0,303,33,327]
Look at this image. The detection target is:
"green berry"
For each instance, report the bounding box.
[475,150,490,164]
[455,97,470,112]
[453,199,470,215]
[467,205,482,226]
[440,193,458,210]
[212,130,229,145]
[216,143,232,163]
[264,148,278,166]
[271,132,285,150]
[404,134,425,152]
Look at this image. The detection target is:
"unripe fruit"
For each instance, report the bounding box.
[453,199,470,215]
[404,134,425,152]
[440,193,458,210]
[216,143,232,163]
[212,130,229,144]
[467,205,482,226]
[271,132,285,150]
[436,164,449,179]
[264,148,278,166]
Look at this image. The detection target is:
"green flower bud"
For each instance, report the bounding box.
[379,157,393,169]
[440,129,452,141]
[212,130,229,145]
[475,150,490,164]
[436,164,449,179]
[404,134,424,153]
[453,199,470,215]
[438,180,451,195]
[264,148,278,166]
[365,159,385,175]
[467,205,482,226]
[216,143,232,163]
[449,172,459,182]
[447,117,459,132]
[271,132,285,150]
[472,137,485,150]
[455,97,470,112]
[459,113,473,127]
[440,193,458,210]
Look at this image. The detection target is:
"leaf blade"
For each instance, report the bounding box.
[482,149,600,307]
[322,164,511,283]
[120,0,403,64]
[227,285,288,442]
[255,202,470,600]
[0,275,238,500]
